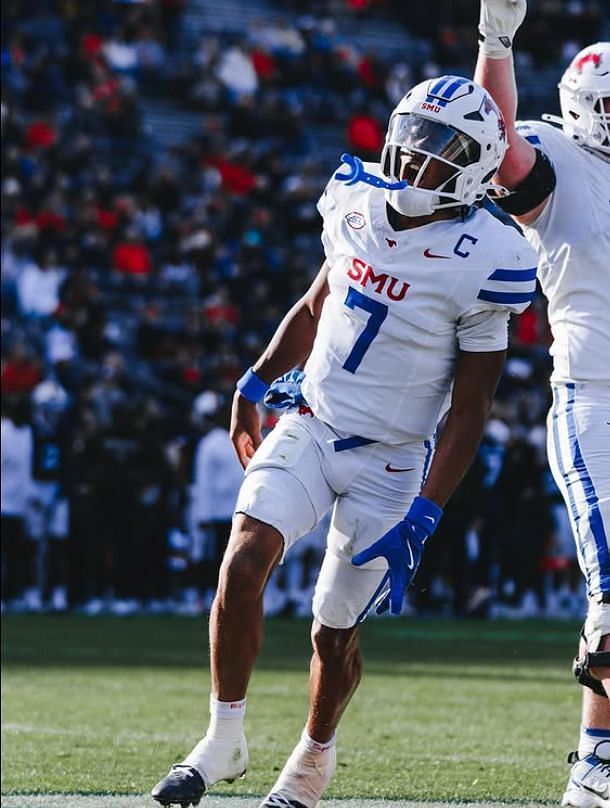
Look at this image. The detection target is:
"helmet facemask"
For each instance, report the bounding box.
[558,85,610,155]
[381,112,499,217]
[546,43,610,158]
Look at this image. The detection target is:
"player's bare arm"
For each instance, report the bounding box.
[231,261,331,467]
[474,0,553,224]
[421,349,506,507]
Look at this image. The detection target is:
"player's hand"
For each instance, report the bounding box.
[264,370,306,410]
[351,496,443,615]
[230,390,262,469]
[479,0,526,58]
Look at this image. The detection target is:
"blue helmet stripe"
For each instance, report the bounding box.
[425,76,470,108]
[426,76,454,107]
[439,76,470,100]
[429,77,450,97]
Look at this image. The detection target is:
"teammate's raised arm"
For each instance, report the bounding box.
[474,0,556,224]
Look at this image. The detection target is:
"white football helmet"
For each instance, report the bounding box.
[381,75,508,217]
[555,42,610,156]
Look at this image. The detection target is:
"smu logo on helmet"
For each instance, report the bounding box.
[573,51,602,73]
[421,101,442,113]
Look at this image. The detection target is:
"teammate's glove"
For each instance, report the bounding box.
[478,0,526,59]
[263,370,306,410]
[351,496,443,616]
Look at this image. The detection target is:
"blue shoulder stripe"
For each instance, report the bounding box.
[516,123,541,145]
[478,289,535,305]
[488,267,537,282]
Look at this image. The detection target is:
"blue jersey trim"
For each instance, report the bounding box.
[487,267,537,282]
[356,571,390,624]
[421,439,433,489]
[333,436,377,452]
[551,386,591,591]
[477,289,535,304]
[564,383,610,591]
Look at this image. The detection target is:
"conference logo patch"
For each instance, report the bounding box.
[345,211,365,229]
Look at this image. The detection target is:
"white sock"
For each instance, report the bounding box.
[301,729,335,753]
[207,695,246,741]
[578,726,610,759]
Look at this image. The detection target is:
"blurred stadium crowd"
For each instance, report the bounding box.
[2,0,608,619]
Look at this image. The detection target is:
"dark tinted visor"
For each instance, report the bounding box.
[387,114,480,167]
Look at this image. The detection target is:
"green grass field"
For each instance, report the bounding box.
[1,615,579,805]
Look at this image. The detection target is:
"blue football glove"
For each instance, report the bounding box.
[351,496,443,616]
[264,370,306,410]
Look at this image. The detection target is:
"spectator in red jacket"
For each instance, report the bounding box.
[112,230,152,276]
[346,108,384,158]
[1,344,42,396]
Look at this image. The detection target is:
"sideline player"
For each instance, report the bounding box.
[474,3,610,804]
[152,75,538,808]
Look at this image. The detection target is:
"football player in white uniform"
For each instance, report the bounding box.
[152,76,539,808]
[475,4,610,805]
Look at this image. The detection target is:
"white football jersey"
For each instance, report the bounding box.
[516,121,610,384]
[301,165,538,444]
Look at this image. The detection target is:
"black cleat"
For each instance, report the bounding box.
[258,795,309,808]
[151,764,206,807]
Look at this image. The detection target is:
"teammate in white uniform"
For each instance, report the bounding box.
[152,75,538,808]
[475,4,610,804]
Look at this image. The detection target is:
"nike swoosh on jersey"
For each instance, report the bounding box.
[423,249,450,259]
[385,464,415,473]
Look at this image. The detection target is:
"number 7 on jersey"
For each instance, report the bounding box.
[342,287,388,373]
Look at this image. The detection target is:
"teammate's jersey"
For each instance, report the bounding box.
[301,164,538,444]
[516,121,610,384]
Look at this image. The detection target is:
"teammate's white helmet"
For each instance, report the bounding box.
[558,42,610,156]
[381,75,508,217]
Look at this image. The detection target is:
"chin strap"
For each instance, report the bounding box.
[334,153,408,191]
[541,114,610,162]
[541,112,565,127]
[483,181,510,200]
